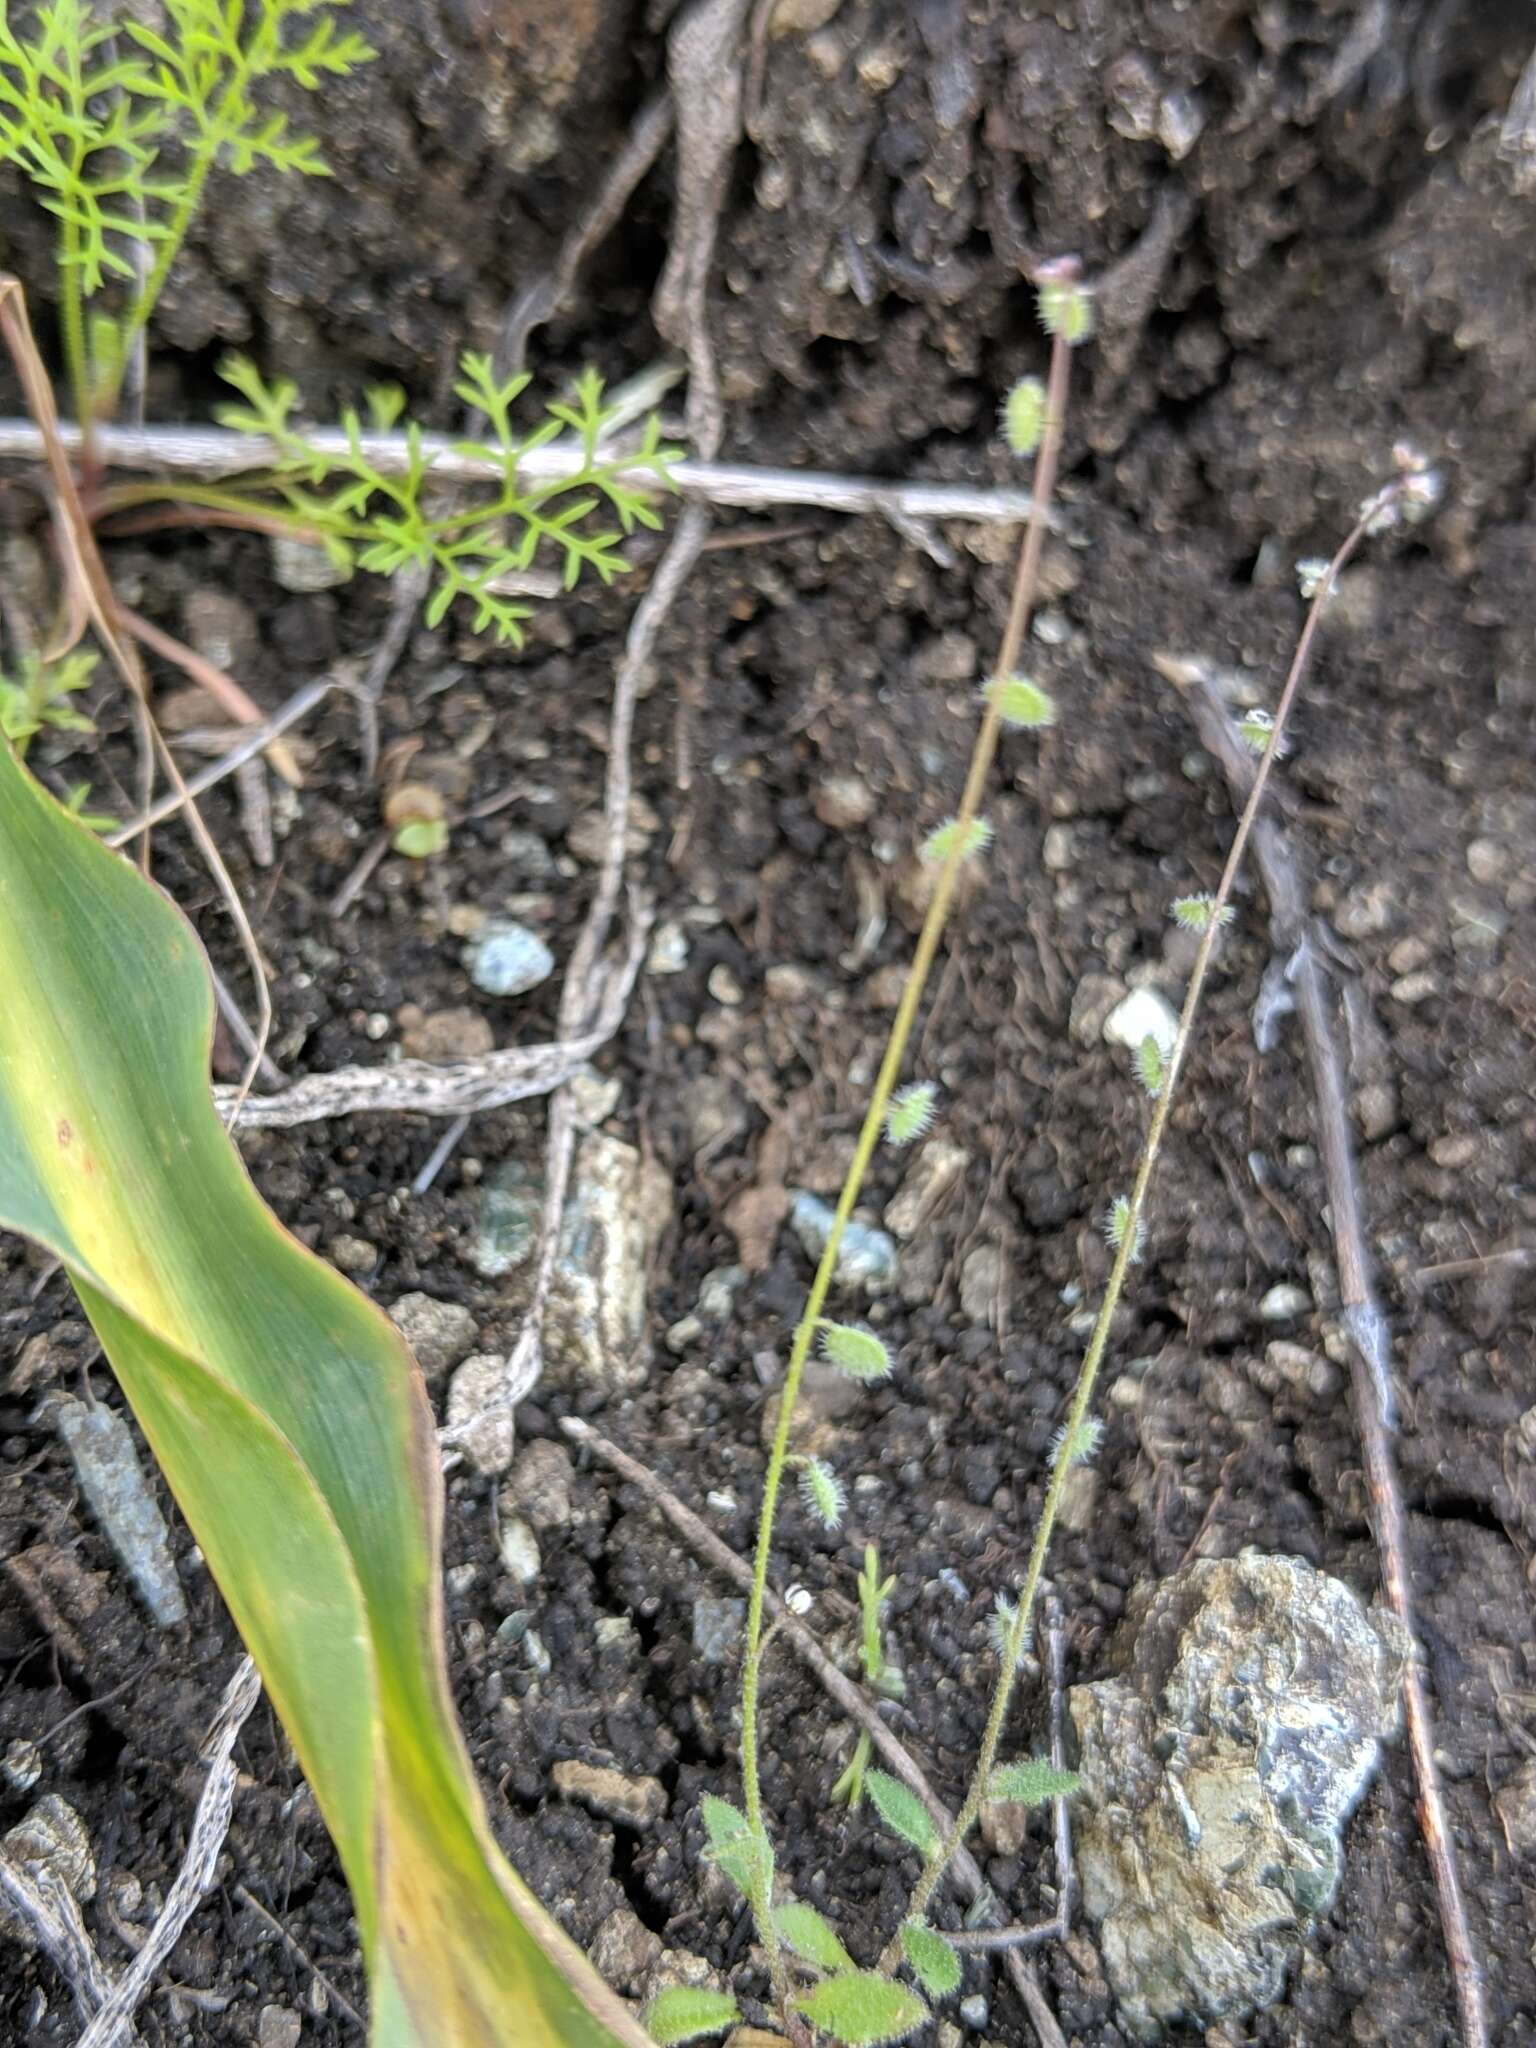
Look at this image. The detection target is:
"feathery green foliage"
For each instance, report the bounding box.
[1001,376,1046,457]
[206,354,678,643]
[884,1081,938,1146]
[921,814,992,865]
[818,1320,892,1382]
[1171,892,1233,933]
[796,1455,846,1530]
[0,646,96,750]
[1136,1033,1166,1098]
[0,0,374,415]
[987,672,1057,729]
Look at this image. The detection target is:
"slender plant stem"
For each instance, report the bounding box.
[108,154,211,415]
[739,299,1079,2004]
[58,216,91,434]
[887,485,1402,1946]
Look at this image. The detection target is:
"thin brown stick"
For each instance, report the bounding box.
[560,1418,1070,2048]
[104,672,338,846]
[115,605,303,786]
[1180,670,1488,2048]
[232,1885,364,2031]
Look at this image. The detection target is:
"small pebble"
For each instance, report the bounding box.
[693,1597,746,1665]
[551,1760,667,1826]
[1,1741,41,1794]
[1042,823,1075,872]
[463,920,554,998]
[472,1162,540,1279]
[1257,1283,1311,1322]
[498,1515,542,1586]
[1465,838,1507,884]
[270,534,349,593]
[708,964,745,1006]
[959,1995,989,2029]
[814,775,877,830]
[256,2008,303,2048]
[53,1397,188,1628]
[445,1355,516,1475]
[1104,985,1180,1058]
[326,1235,378,1276]
[388,1294,479,1382]
[401,1007,493,1060]
[1390,970,1440,1006]
[790,1191,898,1294]
[647,922,690,975]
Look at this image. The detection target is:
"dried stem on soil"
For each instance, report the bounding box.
[0,415,1054,535]
[1180,671,1489,2048]
[895,470,1422,1939]
[560,1419,1069,2048]
[743,288,1081,2014]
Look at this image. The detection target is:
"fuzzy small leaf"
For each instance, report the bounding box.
[644,1987,742,2045]
[1136,1034,1165,1098]
[921,815,992,865]
[884,1081,937,1146]
[774,1901,855,1974]
[1049,1415,1105,1471]
[798,1456,846,1530]
[1237,708,1280,756]
[865,1771,938,1855]
[391,817,448,859]
[1038,276,1094,344]
[794,1972,929,2047]
[1171,893,1232,933]
[900,1921,962,2000]
[699,1795,770,1898]
[988,673,1057,729]
[818,1321,892,1382]
[1001,376,1046,457]
[989,1759,1082,1806]
[1103,1196,1143,1263]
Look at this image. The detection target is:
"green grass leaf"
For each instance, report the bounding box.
[865,1771,938,1855]
[989,1760,1082,1806]
[899,1921,962,1999]
[643,1988,741,2046]
[794,1972,928,2047]
[0,745,650,2048]
[774,1901,855,1974]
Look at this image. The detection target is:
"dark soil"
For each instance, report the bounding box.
[2,2,1535,2044]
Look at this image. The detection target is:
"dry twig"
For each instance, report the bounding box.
[1179,668,1489,2048]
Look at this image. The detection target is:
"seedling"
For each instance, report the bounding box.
[830,1547,902,1810]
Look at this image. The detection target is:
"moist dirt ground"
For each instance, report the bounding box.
[1,3,1535,2044]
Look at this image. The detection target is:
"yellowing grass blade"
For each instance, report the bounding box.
[0,743,651,2048]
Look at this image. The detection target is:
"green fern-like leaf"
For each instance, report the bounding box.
[794,1973,929,2047]
[900,1920,962,2000]
[644,1986,742,2046]
[865,1771,938,1856]
[818,1321,893,1382]
[988,1759,1082,1806]
[774,1901,856,1974]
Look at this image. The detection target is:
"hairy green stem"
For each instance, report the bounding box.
[739,310,1078,2002]
[887,485,1398,1948]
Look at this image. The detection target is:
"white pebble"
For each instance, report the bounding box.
[1104,985,1180,1058]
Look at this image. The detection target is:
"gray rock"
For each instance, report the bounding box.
[1104,985,1180,1058]
[790,1191,897,1294]
[551,1760,667,1826]
[388,1292,478,1381]
[1257,1283,1311,1322]
[959,1243,1003,1325]
[472,1161,541,1279]
[473,1135,672,1394]
[692,1596,745,1666]
[501,1440,576,1531]
[1494,1758,1536,1858]
[53,1397,188,1628]
[588,1905,664,1993]
[498,1515,541,1585]
[1070,1549,1407,2038]
[1070,972,1129,1048]
[884,1141,970,1241]
[0,1796,95,1947]
[444,1355,517,1475]
[463,918,555,998]
[696,1264,747,1322]
[270,534,350,593]
[256,2008,303,2048]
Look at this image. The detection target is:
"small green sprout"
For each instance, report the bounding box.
[834,1546,901,1808]
[1001,376,1047,457]
[986,673,1057,729]
[1136,1034,1166,1098]
[885,1081,938,1146]
[1171,893,1233,933]
[0,649,97,753]
[922,815,993,865]
[61,782,115,833]
[818,1320,893,1382]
